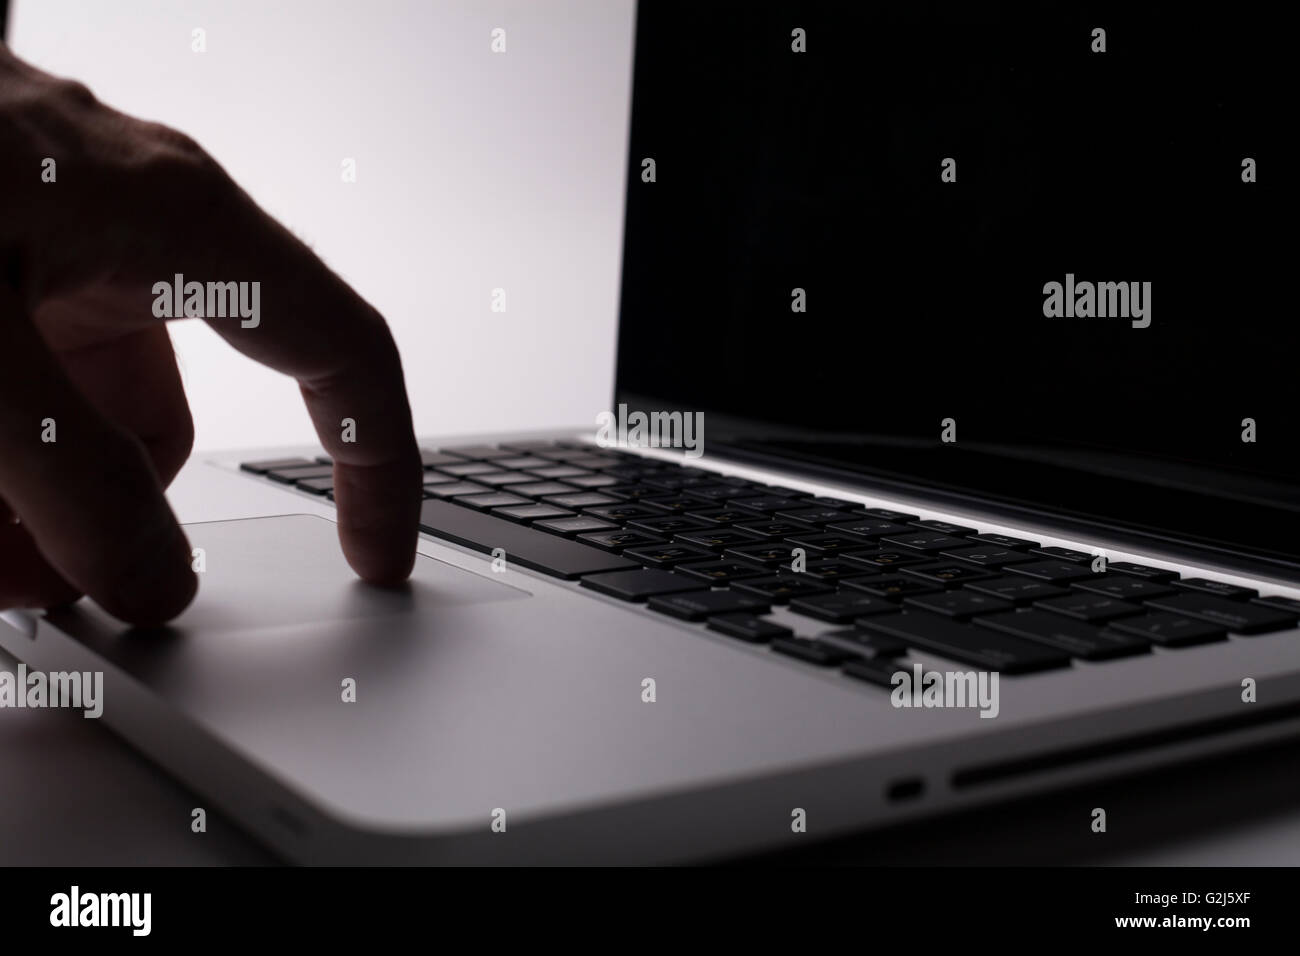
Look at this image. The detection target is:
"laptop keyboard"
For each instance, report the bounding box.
[241,441,1300,687]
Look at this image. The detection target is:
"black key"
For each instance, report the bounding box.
[781,559,873,582]
[676,560,770,583]
[552,446,610,459]
[565,455,618,469]
[776,507,855,526]
[534,448,592,462]
[576,530,669,554]
[528,465,591,479]
[497,440,560,453]
[492,504,574,524]
[626,515,712,536]
[858,612,1071,673]
[240,456,315,474]
[1143,593,1297,635]
[899,563,994,587]
[296,476,335,495]
[771,637,857,666]
[437,462,502,477]
[418,499,636,579]
[862,508,919,522]
[421,473,458,486]
[583,503,669,523]
[903,591,1013,619]
[965,576,1071,605]
[473,471,538,487]
[533,516,619,537]
[1107,561,1178,582]
[496,456,553,470]
[678,528,770,551]
[604,483,672,501]
[1072,577,1178,601]
[668,474,724,489]
[541,492,619,509]
[423,481,490,499]
[266,464,334,483]
[603,465,662,480]
[565,474,620,489]
[732,575,835,603]
[1108,613,1226,647]
[455,492,531,512]
[785,533,864,556]
[842,574,943,600]
[820,629,906,658]
[789,591,897,623]
[648,590,771,621]
[825,518,912,539]
[722,542,794,566]
[419,450,470,467]
[638,495,699,513]
[509,481,580,498]
[762,486,809,499]
[1171,578,1259,600]
[841,656,906,688]
[1031,546,1094,563]
[910,519,977,536]
[440,445,514,460]
[623,543,717,567]
[736,520,819,538]
[685,507,765,526]
[1033,594,1143,623]
[727,495,806,513]
[580,568,700,602]
[881,532,971,554]
[1006,560,1098,585]
[806,496,862,510]
[679,484,741,501]
[968,532,1039,550]
[707,613,792,644]
[640,474,694,491]
[977,611,1149,660]
[840,549,931,570]
[940,545,1035,568]
[1253,595,1300,614]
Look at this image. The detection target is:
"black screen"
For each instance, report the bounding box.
[614,0,1297,570]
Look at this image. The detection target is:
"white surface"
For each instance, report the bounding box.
[10,0,634,451]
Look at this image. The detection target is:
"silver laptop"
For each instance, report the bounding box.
[2,2,1297,864]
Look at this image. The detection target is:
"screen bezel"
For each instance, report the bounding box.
[609,1,1299,579]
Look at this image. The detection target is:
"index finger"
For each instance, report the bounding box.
[186,190,423,585]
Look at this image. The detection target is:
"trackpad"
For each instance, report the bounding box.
[48,513,529,638]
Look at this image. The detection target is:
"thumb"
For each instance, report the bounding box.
[0,286,196,624]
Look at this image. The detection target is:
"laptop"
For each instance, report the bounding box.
[3,0,1296,864]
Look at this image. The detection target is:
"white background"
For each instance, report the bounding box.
[10,0,635,451]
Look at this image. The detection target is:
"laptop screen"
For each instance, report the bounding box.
[613,0,1295,569]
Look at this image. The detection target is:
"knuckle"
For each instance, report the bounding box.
[56,78,97,107]
[152,124,205,159]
